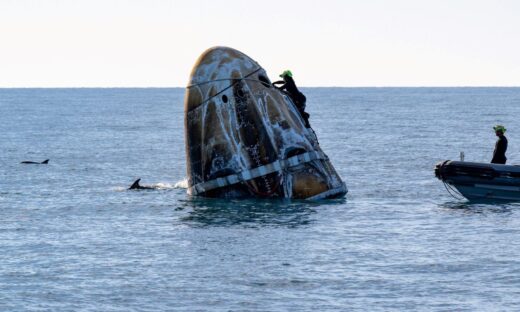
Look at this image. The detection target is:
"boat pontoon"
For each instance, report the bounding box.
[435,160,520,201]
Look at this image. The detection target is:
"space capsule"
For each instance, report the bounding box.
[184,46,346,199]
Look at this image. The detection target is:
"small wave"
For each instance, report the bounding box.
[153,182,175,189]
[151,179,188,189]
[112,178,188,191]
[174,178,189,189]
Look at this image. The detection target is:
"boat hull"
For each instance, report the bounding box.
[435,160,520,201]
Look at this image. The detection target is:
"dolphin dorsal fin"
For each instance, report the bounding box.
[129,178,141,189]
[41,159,49,164]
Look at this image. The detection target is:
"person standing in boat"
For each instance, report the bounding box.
[491,125,508,164]
[273,70,311,128]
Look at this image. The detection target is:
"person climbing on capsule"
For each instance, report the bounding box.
[273,70,311,128]
[491,125,508,164]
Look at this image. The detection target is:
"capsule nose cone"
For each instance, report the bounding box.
[185,47,261,110]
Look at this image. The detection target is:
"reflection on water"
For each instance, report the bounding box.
[177,197,346,228]
[439,200,517,214]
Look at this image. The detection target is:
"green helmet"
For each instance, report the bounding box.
[493,125,506,133]
[279,70,293,78]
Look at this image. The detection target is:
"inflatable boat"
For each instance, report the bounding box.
[435,160,520,201]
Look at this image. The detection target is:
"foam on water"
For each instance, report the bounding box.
[173,178,189,189]
[112,180,186,191]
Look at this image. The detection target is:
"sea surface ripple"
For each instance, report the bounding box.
[1,88,520,311]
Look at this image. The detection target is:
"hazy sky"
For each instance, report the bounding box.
[1,0,519,87]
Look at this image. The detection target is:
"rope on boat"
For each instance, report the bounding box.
[443,181,465,201]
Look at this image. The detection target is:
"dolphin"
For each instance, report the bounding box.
[21,159,49,164]
[129,178,154,190]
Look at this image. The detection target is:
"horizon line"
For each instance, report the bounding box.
[1,85,520,89]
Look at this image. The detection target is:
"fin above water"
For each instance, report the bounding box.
[129,178,142,190]
[21,159,49,164]
[129,178,154,190]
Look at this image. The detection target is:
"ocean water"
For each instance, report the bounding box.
[1,87,520,311]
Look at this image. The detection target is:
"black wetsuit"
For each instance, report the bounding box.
[491,135,508,164]
[273,77,310,127]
